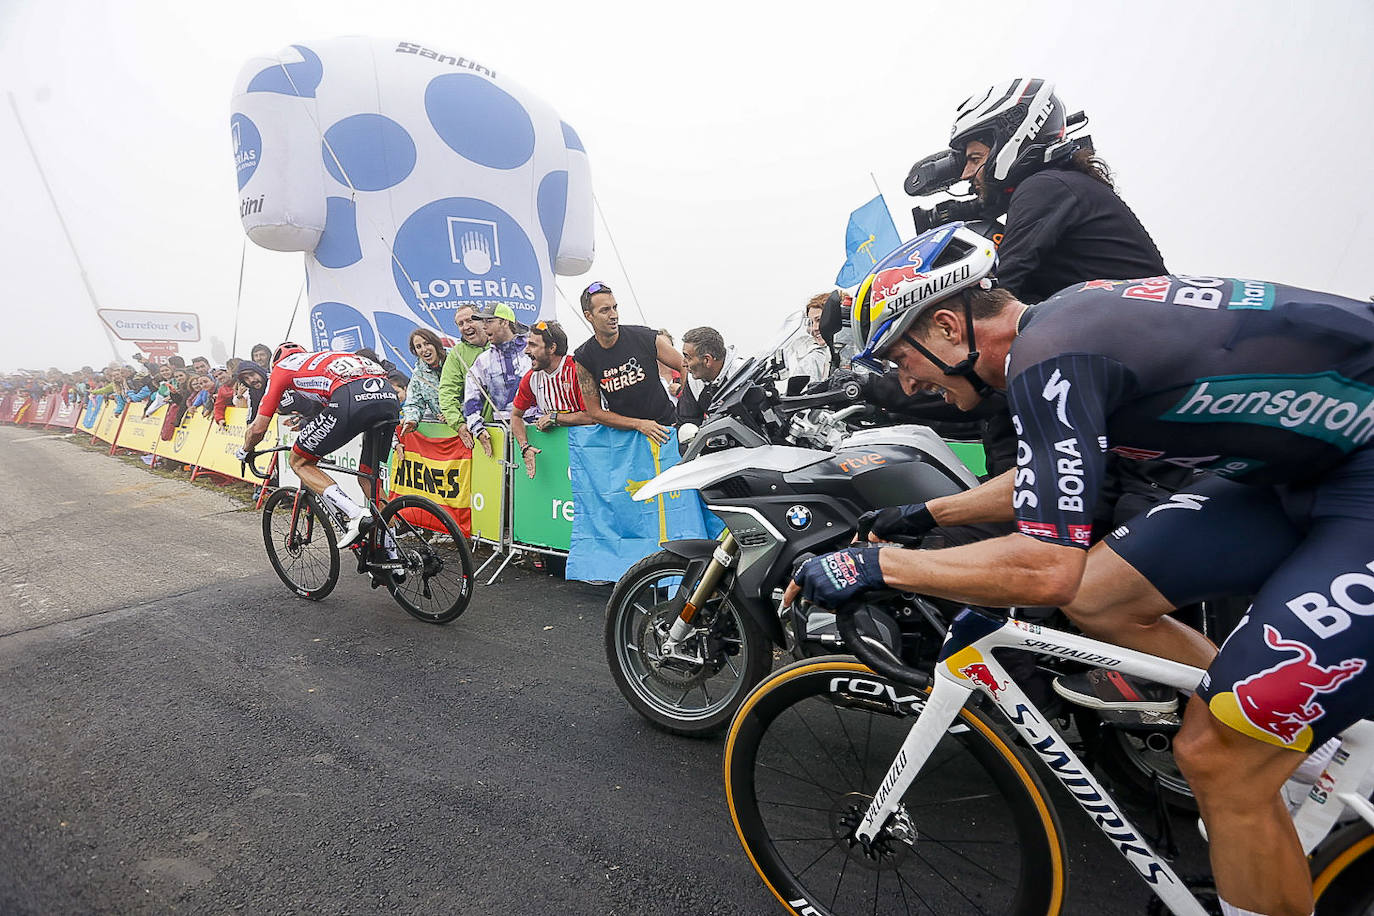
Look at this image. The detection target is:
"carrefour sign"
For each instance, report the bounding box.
[97,309,201,342]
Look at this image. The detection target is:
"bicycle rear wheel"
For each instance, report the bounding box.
[379,495,476,624]
[725,656,1066,916]
[261,487,339,600]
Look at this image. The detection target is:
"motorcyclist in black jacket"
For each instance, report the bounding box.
[866,78,1188,527]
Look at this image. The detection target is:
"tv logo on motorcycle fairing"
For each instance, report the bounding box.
[447,217,501,275]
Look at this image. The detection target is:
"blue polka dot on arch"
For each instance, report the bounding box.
[425,74,535,170]
[322,114,416,191]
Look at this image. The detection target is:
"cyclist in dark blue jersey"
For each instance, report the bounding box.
[784,224,1374,916]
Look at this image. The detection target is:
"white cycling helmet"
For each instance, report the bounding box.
[950,78,1067,185]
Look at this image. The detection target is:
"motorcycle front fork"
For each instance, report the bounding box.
[661,532,737,651]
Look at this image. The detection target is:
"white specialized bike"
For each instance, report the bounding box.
[724,598,1374,915]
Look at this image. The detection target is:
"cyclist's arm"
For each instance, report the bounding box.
[877,531,1086,607]
[242,412,271,451]
[923,469,1016,526]
[879,354,1127,607]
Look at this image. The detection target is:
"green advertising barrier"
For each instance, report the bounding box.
[947,440,988,478]
[511,426,574,551]
[470,427,505,543]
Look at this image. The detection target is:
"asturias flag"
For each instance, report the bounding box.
[835,195,901,288]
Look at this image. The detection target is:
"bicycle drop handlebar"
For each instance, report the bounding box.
[242,445,291,481]
[833,594,938,691]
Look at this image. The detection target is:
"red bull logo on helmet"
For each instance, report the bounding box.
[1230,624,1365,746]
[872,265,930,302]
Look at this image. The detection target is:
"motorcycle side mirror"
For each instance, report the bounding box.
[785,375,810,396]
[818,290,845,347]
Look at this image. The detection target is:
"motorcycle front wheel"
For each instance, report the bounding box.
[604,550,774,737]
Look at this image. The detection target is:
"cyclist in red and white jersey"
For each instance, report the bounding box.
[240,343,399,546]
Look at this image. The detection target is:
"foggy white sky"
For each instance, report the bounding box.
[1,0,1371,372]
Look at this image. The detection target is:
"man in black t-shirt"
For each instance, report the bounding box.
[573,282,683,443]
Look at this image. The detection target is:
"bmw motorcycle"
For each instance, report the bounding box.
[602,320,982,736]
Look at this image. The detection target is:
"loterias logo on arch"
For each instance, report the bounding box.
[231,113,262,190]
[391,197,541,336]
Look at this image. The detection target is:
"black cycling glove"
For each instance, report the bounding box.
[855,503,937,546]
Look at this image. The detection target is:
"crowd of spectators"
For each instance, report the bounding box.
[3,281,840,484]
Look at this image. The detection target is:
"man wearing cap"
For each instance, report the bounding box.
[463,302,531,457]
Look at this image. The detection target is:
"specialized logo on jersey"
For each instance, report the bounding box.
[1164,371,1374,450]
[1209,624,1365,749]
[1145,493,1210,518]
[1041,369,1073,427]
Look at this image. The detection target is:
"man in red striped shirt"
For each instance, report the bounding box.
[511,320,592,478]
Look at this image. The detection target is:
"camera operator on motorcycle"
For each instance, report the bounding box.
[863,79,1187,511]
[785,222,1374,916]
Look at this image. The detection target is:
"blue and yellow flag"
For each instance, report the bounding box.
[566,426,721,582]
[835,195,901,288]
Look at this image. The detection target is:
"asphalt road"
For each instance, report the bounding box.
[0,425,1208,915]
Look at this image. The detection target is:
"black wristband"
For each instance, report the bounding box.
[908,503,936,532]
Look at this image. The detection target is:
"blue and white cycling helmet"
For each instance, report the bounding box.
[853,223,998,393]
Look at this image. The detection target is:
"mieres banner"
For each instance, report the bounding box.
[390,424,473,533]
[565,426,720,583]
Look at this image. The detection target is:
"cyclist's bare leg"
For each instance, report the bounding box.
[288,450,337,498]
[1173,695,1312,916]
[1064,542,1217,669]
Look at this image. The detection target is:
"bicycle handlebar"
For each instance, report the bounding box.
[242,445,291,481]
[834,594,934,691]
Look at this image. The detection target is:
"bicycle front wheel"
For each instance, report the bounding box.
[379,495,476,624]
[1313,821,1374,915]
[725,656,1066,916]
[261,487,339,600]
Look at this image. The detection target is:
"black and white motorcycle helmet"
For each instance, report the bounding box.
[949,78,1068,185]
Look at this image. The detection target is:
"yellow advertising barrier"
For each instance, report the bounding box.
[77,399,103,435]
[92,401,124,445]
[194,406,277,483]
[115,405,166,453]
[155,410,212,464]
[470,431,505,543]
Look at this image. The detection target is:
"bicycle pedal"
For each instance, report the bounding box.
[1097,707,1182,731]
